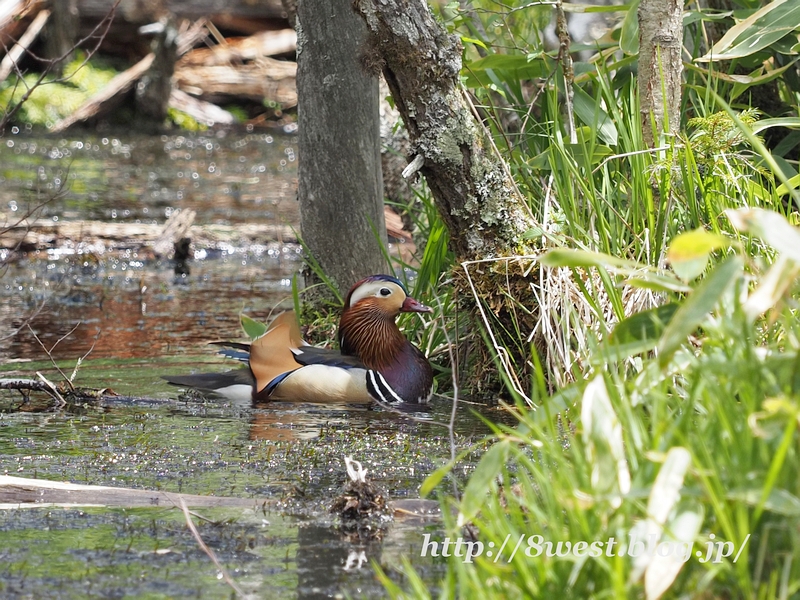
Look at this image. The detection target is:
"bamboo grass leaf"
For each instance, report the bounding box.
[644,504,704,600]
[697,0,800,61]
[656,255,744,367]
[667,229,730,281]
[603,303,680,360]
[726,208,800,263]
[458,440,510,525]
[582,376,630,508]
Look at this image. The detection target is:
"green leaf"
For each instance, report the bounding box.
[572,86,618,146]
[776,173,800,196]
[603,303,680,360]
[657,255,744,367]
[540,249,640,269]
[240,313,268,340]
[727,487,800,517]
[752,116,800,134]
[744,255,800,322]
[420,461,455,498]
[667,229,730,281]
[644,502,704,600]
[460,36,488,50]
[458,440,510,524]
[625,272,693,294]
[582,376,630,508]
[619,0,640,55]
[698,0,800,61]
[463,53,554,88]
[726,207,800,263]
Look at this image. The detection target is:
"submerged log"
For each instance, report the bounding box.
[0,475,274,509]
[1,219,297,253]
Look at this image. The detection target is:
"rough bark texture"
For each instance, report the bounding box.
[296,0,386,297]
[638,0,683,147]
[353,0,537,263]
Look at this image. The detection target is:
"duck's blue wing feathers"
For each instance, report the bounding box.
[292,347,366,370]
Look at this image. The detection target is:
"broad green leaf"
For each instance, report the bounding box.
[667,229,730,281]
[420,461,455,498]
[582,376,630,508]
[698,0,800,61]
[603,303,680,360]
[540,249,640,270]
[645,503,704,600]
[730,61,800,101]
[566,143,614,167]
[619,0,640,55]
[460,36,488,50]
[726,207,800,263]
[625,273,693,293]
[727,487,800,517]
[657,255,744,367]
[462,53,554,88]
[534,384,581,423]
[458,440,510,525]
[744,255,800,322]
[752,117,800,134]
[240,313,268,340]
[648,447,691,524]
[776,173,800,196]
[572,86,618,146]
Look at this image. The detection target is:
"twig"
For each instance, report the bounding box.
[0,0,122,130]
[35,372,66,407]
[27,323,80,391]
[69,328,100,383]
[178,497,246,599]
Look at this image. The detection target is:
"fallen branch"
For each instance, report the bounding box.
[179,497,246,598]
[0,475,275,509]
[169,88,235,126]
[0,8,50,83]
[50,51,155,132]
[1,219,297,252]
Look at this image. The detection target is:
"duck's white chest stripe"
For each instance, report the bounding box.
[366,370,404,404]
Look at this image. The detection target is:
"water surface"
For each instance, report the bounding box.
[0,130,489,598]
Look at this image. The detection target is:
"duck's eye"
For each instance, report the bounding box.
[379,287,392,297]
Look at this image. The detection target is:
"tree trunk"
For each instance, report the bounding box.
[352,0,541,401]
[638,0,683,147]
[296,0,386,297]
[352,0,536,264]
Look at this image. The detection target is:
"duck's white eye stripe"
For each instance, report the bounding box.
[349,281,401,306]
[366,370,404,404]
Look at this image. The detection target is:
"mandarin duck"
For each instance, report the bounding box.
[162,275,434,406]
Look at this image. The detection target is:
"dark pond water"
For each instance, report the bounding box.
[0,130,496,598]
